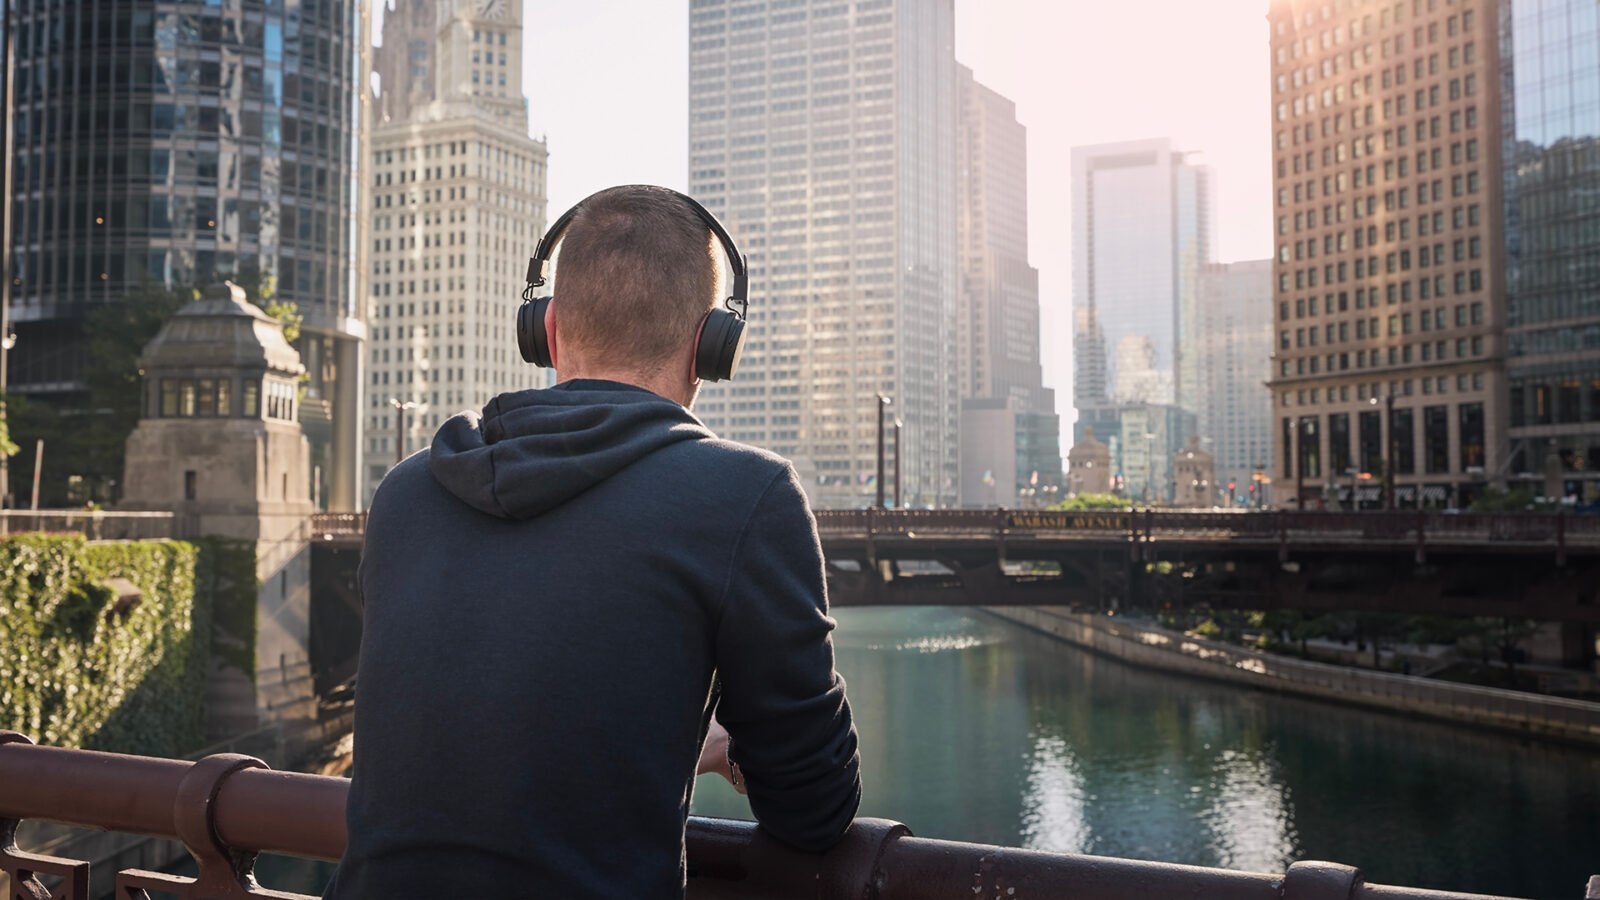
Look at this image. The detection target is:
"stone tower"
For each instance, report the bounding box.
[122,282,316,735]
[1172,435,1217,509]
[1068,427,1113,496]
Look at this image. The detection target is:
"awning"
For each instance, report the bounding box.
[1355,487,1381,501]
[1421,485,1450,502]
[1395,486,1418,501]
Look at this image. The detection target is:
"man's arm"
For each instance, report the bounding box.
[713,466,861,852]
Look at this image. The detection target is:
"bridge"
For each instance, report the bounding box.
[2,731,1590,900]
[312,509,1600,623]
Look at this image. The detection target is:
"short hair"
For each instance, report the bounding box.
[551,186,717,376]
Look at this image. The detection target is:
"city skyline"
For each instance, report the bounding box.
[511,0,1276,453]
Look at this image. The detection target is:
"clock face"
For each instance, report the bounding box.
[477,0,505,19]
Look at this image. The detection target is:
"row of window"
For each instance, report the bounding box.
[154,377,291,421]
[1283,295,1483,326]
[1281,136,1479,198]
[1283,400,1487,481]
[1284,260,1483,295]
[1282,372,1487,409]
[1279,335,1487,381]
[1280,136,1480,211]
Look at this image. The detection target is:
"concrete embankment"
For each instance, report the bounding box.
[985,606,1600,747]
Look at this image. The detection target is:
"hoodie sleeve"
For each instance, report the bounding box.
[714,465,862,852]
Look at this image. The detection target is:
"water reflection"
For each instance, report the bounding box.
[1017,731,1088,853]
[1201,748,1297,874]
[695,606,1600,899]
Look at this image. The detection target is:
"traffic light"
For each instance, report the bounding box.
[1228,482,1236,492]
[1248,484,1256,492]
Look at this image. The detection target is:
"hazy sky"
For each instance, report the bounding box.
[512,0,1275,435]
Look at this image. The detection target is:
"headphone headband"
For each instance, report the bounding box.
[517,185,750,382]
[523,185,748,320]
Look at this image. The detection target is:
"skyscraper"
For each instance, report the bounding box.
[1500,0,1600,498]
[687,0,961,508]
[3,2,371,509]
[1070,138,1214,414]
[1267,0,1501,510]
[1196,260,1274,499]
[954,64,1058,508]
[1070,138,1212,503]
[365,0,548,501]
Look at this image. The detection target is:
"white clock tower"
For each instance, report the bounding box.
[365,0,549,502]
[434,0,528,128]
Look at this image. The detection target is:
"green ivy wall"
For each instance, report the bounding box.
[0,534,257,757]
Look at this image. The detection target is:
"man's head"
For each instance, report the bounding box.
[547,186,718,393]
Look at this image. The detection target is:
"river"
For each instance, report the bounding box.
[260,606,1600,898]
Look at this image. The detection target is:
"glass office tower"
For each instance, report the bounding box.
[1501,0,1600,497]
[5,2,368,508]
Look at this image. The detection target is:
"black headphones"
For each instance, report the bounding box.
[517,185,749,382]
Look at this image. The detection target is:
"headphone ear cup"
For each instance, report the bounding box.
[518,296,554,367]
[695,308,746,383]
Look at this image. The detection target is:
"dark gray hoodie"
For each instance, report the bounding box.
[325,380,860,900]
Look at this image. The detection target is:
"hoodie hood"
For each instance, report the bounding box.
[429,380,711,519]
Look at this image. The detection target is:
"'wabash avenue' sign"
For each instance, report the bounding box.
[1006,511,1129,531]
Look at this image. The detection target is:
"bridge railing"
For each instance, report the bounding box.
[813,508,1600,548]
[310,512,368,541]
[0,509,191,541]
[0,733,1578,900]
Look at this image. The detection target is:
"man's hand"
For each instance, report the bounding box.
[697,715,747,794]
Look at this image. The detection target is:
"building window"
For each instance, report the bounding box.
[1459,402,1485,471]
[1330,413,1351,474]
[1424,405,1449,473]
[243,380,261,418]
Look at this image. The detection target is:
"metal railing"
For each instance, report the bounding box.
[813,508,1600,552]
[0,509,190,541]
[309,512,367,541]
[0,732,1583,900]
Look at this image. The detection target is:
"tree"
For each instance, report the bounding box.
[1050,493,1129,511]
[1467,487,1555,514]
[0,400,18,460]
[81,280,191,494]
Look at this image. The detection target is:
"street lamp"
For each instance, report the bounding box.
[1,11,15,511]
[875,393,892,509]
[1370,392,1396,510]
[1143,431,1158,504]
[892,417,903,509]
[390,398,418,466]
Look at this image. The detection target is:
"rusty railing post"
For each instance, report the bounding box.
[1415,509,1427,565]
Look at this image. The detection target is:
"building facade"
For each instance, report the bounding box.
[1070,138,1213,413]
[4,1,370,509]
[954,64,1058,508]
[1267,0,1502,509]
[687,0,961,508]
[1070,138,1211,504]
[365,0,548,500]
[1500,0,1600,498]
[1196,259,1274,498]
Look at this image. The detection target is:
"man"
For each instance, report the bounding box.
[325,186,861,899]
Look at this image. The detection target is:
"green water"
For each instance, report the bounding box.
[259,607,1599,898]
[692,607,1600,899]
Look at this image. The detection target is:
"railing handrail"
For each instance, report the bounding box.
[808,508,1598,546]
[0,509,180,519]
[0,733,1573,899]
